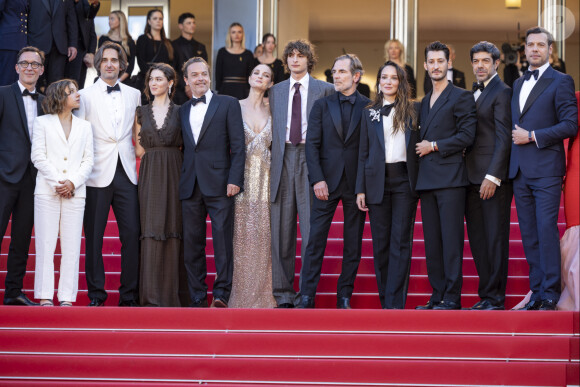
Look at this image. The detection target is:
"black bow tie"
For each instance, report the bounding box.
[107,84,121,93]
[472,82,485,93]
[22,89,39,100]
[192,95,206,106]
[380,103,395,116]
[339,93,356,105]
[524,69,539,81]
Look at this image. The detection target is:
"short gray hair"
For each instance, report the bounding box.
[332,54,364,84]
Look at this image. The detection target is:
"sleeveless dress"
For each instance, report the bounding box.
[229,116,277,308]
[136,103,183,307]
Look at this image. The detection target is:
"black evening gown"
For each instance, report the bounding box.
[215,47,254,99]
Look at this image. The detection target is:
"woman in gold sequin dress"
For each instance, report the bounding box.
[229,64,277,308]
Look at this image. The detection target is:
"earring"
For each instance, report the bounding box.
[168,84,172,94]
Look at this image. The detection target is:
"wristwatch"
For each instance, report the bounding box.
[528,131,532,142]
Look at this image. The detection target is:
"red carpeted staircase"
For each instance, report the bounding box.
[1,199,578,386]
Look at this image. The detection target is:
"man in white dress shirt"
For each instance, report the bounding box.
[178,57,245,308]
[75,41,141,307]
[0,46,45,306]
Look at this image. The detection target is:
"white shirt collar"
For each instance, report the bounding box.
[290,73,309,91]
[17,80,36,94]
[528,61,550,79]
[191,89,213,104]
[97,77,120,92]
[483,73,497,87]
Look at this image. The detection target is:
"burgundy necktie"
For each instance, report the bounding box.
[289,82,302,145]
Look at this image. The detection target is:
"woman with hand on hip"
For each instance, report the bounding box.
[356,61,419,309]
[31,79,94,306]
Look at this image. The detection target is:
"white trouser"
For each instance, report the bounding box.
[34,194,85,302]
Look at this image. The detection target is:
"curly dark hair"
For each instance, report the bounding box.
[42,79,78,115]
[143,63,177,101]
[282,39,317,74]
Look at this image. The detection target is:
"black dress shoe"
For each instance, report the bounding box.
[433,300,461,310]
[539,299,557,311]
[337,297,351,309]
[88,298,105,307]
[211,297,228,308]
[518,300,542,310]
[470,299,504,310]
[3,293,39,306]
[296,295,315,309]
[190,298,209,308]
[118,299,139,307]
[415,300,438,310]
[276,303,294,308]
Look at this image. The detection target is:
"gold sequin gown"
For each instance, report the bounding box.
[229,117,276,308]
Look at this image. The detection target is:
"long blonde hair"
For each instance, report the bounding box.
[384,39,406,67]
[107,11,132,55]
[225,22,246,50]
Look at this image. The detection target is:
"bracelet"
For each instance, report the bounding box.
[431,142,435,151]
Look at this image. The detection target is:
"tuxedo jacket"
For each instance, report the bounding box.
[75,79,141,187]
[31,114,94,198]
[465,75,512,184]
[355,106,419,204]
[509,66,577,179]
[28,0,78,55]
[269,74,335,202]
[0,82,44,184]
[179,93,245,200]
[415,82,476,191]
[305,91,371,194]
[424,68,466,95]
[74,0,99,53]
[0,0,28,51]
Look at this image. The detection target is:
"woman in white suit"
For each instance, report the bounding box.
[31,79,94,306]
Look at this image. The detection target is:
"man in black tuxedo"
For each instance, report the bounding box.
[172,13,208,105]
[0,46,45,306]
[65,0,100,89]
[298,54,370,309]
[424,44,466,95]
[415,41,476,310]
[179,57,245,308]
[465,41,512,310]
[28,0,78,87]
[510,27,577,311]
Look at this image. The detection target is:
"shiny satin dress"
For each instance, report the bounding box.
[229,117,276,308]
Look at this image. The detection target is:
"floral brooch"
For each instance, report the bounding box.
[369,109,381,122]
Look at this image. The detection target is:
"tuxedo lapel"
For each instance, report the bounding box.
[197,96,220,145]
[421,83,452,139]
[520,76,553,118]
[11,83,31,144]
[326,93,343,140]
[374,115,385,153]
[180,101,195,146]
[94,87,115,140]
[475,75,499,110]
[53,114,68,143]
[41,0,52,13]
[275,81,290,147]
[345,93,366,142]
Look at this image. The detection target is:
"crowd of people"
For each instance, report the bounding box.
[0,2,578,311]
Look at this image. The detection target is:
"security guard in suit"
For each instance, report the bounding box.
[0,0,29,86]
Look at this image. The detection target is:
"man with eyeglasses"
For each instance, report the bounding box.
[0,46,45,306]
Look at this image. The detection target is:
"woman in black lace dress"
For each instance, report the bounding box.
[133,63,182,307]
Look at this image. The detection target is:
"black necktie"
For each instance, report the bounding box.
[380,103,395,117]
[107,84,121,93]
[340,95,354,139]
[22,89,39,101]
[191,95,206,106]
[472,82,485,92]
[524,69,539,81]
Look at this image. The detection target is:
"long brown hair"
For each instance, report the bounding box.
[143,63,177,101]
[369,61,417,133]
[107,11,132,55]
[144,9,174,61]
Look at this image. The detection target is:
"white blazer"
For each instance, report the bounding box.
[75,78,141,187]
[31,114,94,198]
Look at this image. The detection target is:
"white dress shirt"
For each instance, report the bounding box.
[96,78,124,137]
[18,81,38,140]
[519,61,550,113]
[189,89,213,143]
[285,74,309,143]
[382,102,407,164]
